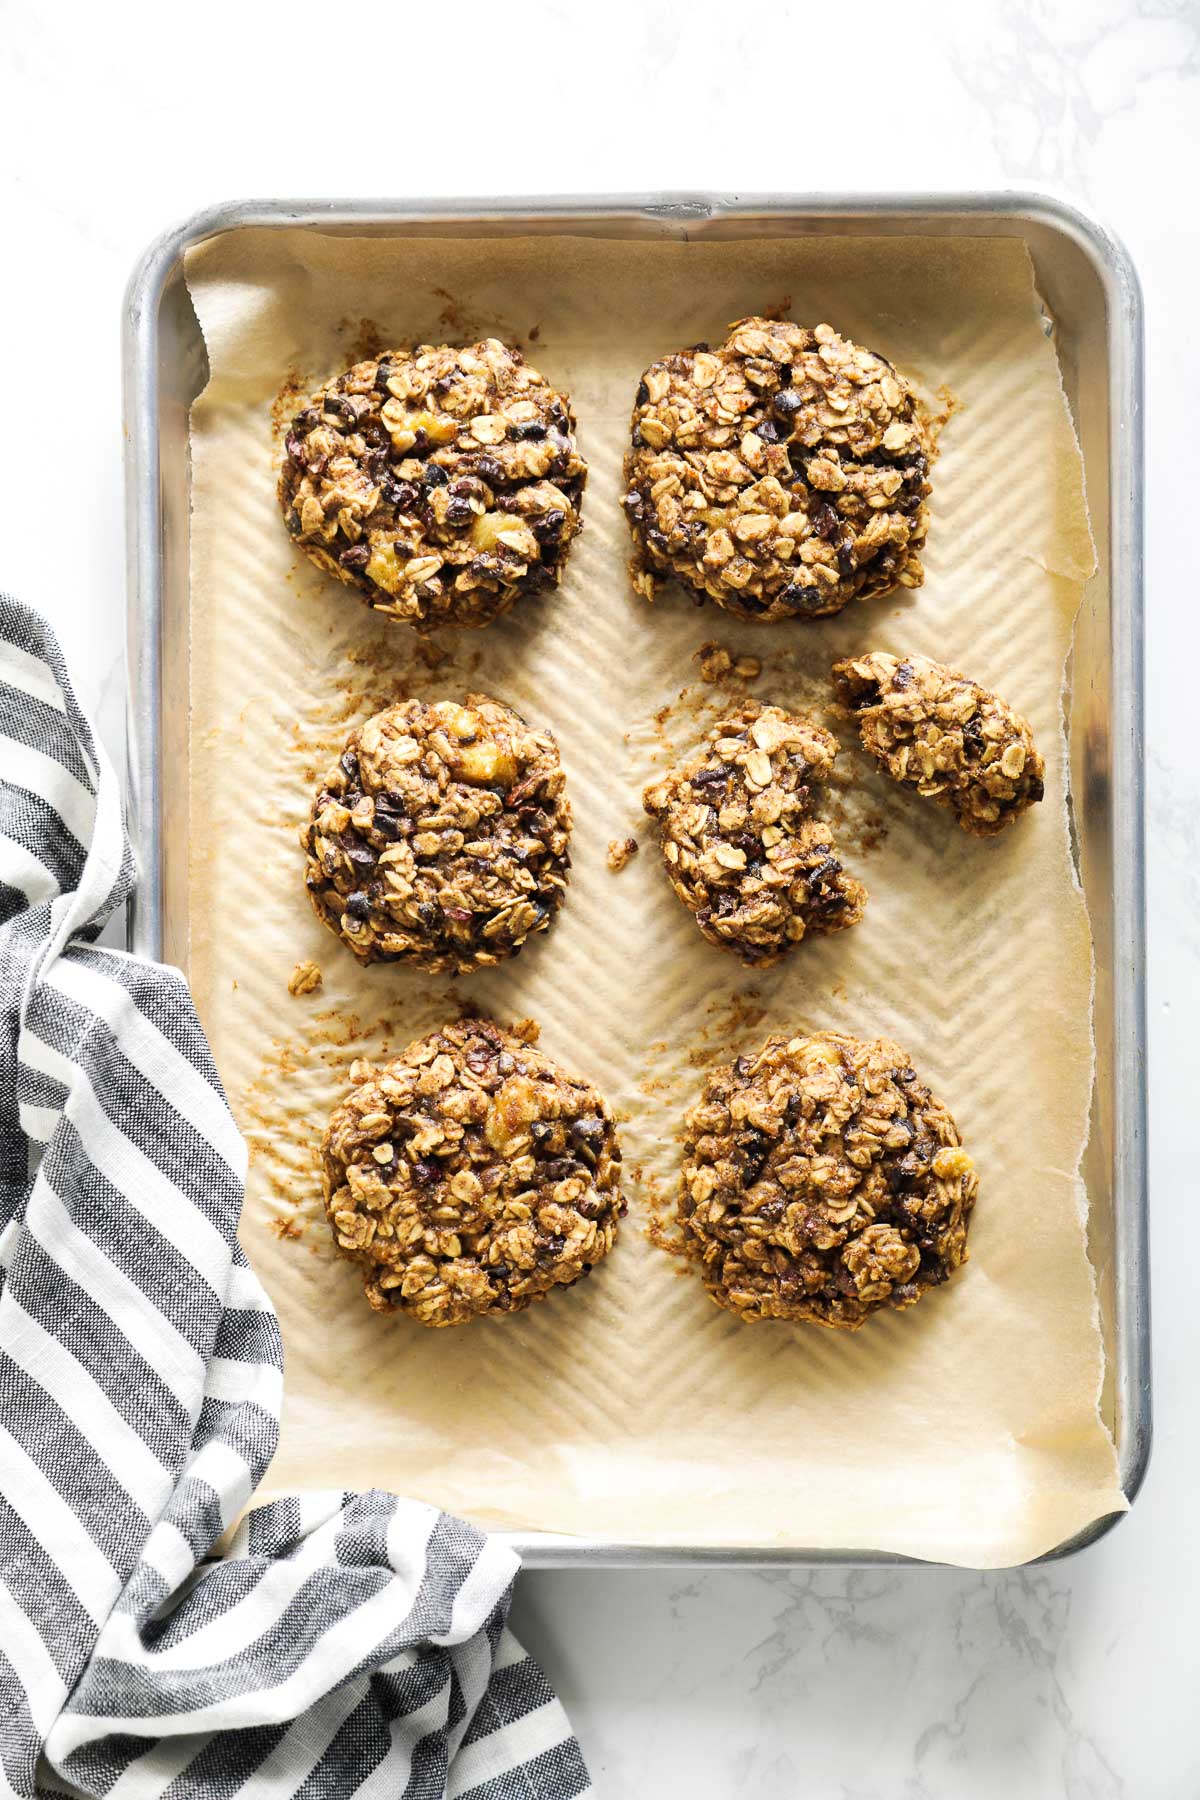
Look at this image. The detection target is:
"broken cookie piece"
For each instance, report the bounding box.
[301,695,571,973]
[678,1030,977,1328]
[280,339,586,631]
[832,651,1045,836]
[622,318,932,622]
[321,1018,625,1325]
[642,702,865,966]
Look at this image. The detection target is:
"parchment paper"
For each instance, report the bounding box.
[184,227,1123,1566]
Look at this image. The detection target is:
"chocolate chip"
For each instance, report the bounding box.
[374,364,393,392]
[285,432,306,464]
[811,501,840,541]
[510,420,547,441]
[837,542,857,578]
[892,661,915,692]
[774,388,803,417]
[540,1159,583,1183]
[445,496,473,527]
[344,891,370,921]
[382,477,419,511]
[476,455,505,487]
[756,418,782,445]
[532,509,567,547]
[776,582,825,616]
[636,378,649,405]
[737,1129,772,1185]
[423,462,449,487]
[690,764,730,790]
[806,855,841,891]
[339,543,370,570]
[340,750,359,780]
[570,1116,606,1146]
[412,1160,439,1186]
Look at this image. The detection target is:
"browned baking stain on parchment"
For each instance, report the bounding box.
[271,368,310,443]
[335,316,387,363]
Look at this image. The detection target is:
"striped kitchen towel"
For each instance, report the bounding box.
[0,595,591,1800]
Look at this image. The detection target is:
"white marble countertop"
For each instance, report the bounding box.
[1,0,1191,1792]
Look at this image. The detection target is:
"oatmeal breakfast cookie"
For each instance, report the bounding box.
[301,695,571,973]
[622,318,932,622]
[832,651,1045,836]
[321,1018,625,1325]
[642,702,866,966]
[679,1031,976,1328]
[280,339,586,631]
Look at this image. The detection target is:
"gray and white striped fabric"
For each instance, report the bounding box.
[0,596,590,1800]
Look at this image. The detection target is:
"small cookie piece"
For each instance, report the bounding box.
[679,1031,976,1328]
[302,695,571,973]
[643,703,865,967]
[622,318,932,622]
[832,652,1045,836]
[287,959,323,996]
[280,339,586,631]
[321,1019,624,1325]
[606,837,638,872]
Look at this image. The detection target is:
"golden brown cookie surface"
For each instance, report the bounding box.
[280,339,586,631]
[622,319,931,621]
[301,695,571,974]
[679,1031,976,1328]
[322,1020,624,1326]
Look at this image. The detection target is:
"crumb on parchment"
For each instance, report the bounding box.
[695,641,763,683]
[288,959,323,996]
[607,837,639,872]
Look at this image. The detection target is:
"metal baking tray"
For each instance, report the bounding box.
[122,193,1148,1567]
